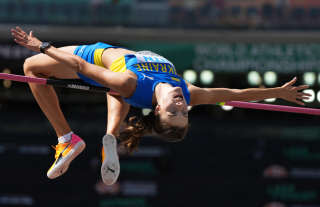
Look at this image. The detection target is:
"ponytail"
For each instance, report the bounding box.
[118,112,155,153]
[118,110,189,153]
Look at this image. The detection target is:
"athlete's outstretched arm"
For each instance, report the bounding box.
[188,77,311,106]
[106,94,130,137]
[11,26,136,98]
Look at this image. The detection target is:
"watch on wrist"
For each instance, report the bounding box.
[40,42,51,53]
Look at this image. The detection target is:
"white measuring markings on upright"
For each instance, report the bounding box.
[67,84,90,90]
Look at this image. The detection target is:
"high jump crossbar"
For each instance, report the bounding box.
[1,73,320,116]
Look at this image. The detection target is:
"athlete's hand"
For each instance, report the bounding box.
[11,26,42,53]
[279,77,311,105]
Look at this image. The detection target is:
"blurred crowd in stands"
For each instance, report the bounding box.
[1,0,320,29]
[170,0,320,29]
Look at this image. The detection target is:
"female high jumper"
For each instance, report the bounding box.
[11,27,310,185]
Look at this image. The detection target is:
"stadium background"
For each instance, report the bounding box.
[1,0,320,207]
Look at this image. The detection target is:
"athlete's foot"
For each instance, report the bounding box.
[47,134,86,179]
[101,134,120,185]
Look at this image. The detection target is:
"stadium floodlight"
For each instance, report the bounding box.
[2,68,12,89]
[303,89,315,103]
[142,108,152,116]
[200,70,214,85]
[3,79,12,89]
[247,71,262,86]
[2,68,11,73]
[183,70,197,84]
[303,72,316,86]
[317,91,320,103]
[265,98,276,103]
[221,105,233,111]
[263,71,277,86]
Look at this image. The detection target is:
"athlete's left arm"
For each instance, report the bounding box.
[188,77,311,106]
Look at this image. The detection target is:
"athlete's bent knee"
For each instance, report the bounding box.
[23,57,36,76]
[23,56,48,77]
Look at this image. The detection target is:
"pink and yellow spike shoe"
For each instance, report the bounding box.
[101,134,120,185]
[47,134,86,179]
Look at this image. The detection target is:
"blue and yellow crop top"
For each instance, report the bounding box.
[73,43,190,109]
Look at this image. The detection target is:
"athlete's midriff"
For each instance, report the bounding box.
[102,48,135,69]
[102,48,137,80]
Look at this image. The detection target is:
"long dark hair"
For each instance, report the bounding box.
[118,110,188,153]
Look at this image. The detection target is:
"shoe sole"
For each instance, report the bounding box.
[47,141,86,179]
[101,134,120,185]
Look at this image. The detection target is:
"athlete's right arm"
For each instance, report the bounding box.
[11,26,136,98]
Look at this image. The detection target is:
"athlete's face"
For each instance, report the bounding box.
[155,86,188,128]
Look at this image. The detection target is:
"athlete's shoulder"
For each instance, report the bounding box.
[185,82,200,102]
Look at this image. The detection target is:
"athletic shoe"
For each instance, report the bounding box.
[101,134,120,185]
[47,134,86,179]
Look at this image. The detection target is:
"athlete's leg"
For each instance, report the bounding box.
[24,46,87,179]
[106,94,130,136]
[23,46,78,137]
[101,94,130,185]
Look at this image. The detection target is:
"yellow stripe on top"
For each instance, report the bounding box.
[93,49,105,67]
[109,56,127,73]
[93,49,127,73]
[171,77,180,82]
